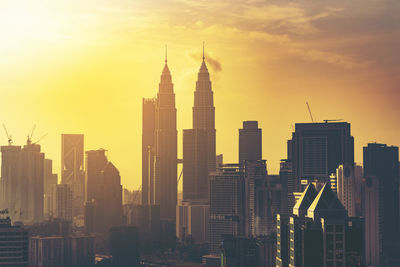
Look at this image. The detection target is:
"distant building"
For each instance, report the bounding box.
[142,98,156,206]
[336,164,363,217]
[239,121,262,163]
[363,143,399,266]
[85,149,122,233]
[61,134,85,217]
[0,217,28,266]
[43,159,58,218]
[279,160,296,214]
[288,122,354,182]
[51,184,73,221]
[0,143,45,223]
[176,200,209,244]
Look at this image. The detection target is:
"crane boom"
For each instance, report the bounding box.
[3,124,12,145]
[306,102,314,122]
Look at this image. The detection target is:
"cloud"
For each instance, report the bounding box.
[188,50,222,72]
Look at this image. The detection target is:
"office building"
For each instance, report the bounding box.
[277,182,364,267]
[363,143,399,266]
[209,164,246,254]
[30,236,65,267]
[176,200,209,244]
[43,159,58,218]
[288,122,354,182]
[239,121,262,163]
[85,149,122,233]
[61,134,85,217]
[108,226,140,267]
[51,184,73,221]
[279,159,296,214]
[0,216,28,266]
[336,164,363,217]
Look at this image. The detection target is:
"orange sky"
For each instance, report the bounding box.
[0,0,399,190]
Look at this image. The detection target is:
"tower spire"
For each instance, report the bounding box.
[165,44,168,63]
[202,41,205,61]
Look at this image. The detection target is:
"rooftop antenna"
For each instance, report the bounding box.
[306,102,314,123]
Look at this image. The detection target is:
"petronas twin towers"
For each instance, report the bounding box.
[142,47,216,222]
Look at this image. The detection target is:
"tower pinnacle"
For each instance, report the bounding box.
[165,44,168,63]
[202,41,205,61]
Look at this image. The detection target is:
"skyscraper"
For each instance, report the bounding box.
[44,159,58,218]
[363,143,399,266]
[61,134,85,216]
[142,98,156,205]
[288,122,354,182]
[51,184,73,221]
[182,48,216,201]
[239,121,262,163]
[85,149,122,233]
[153,55,178,221]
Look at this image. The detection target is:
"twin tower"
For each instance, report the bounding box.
[142,48,216,222]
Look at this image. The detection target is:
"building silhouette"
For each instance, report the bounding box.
[153,56,178,222]
[288,122,354,183]
[276,183,364,267]
[239,121,262,163]
[363,143,399,266]
[51,184,73,221]
[209,164,246,254]
[141,98,156,205]
[84,149,122,233]
[0,216,28,266]
[43,159,57,218]
[61,134,85,217]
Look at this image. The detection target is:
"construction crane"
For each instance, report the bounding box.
[306,102,314,122]
[323,119,343,123]
[27,124,36,145]
[3,124,13,145]
[32,133,48,145]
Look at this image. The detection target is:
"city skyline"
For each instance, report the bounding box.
[0,0,399,190]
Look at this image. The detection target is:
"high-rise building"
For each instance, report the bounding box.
[142,98,156,205]
[363,143,399,266]
[51,184,73,221]
[153,56,178,222]
[85,149,122,233]
[336,163,363,217]
[29,236,65,267]
[182,50,216,202]
[239,121,262,163]
[61,134,85,216]
[176,200,209,244]
[43,159,58,218]
[288,122,354,182]
[277,183,364,267]
[0,216,29,266]
[209,164,246,254]
[280,160,296,215]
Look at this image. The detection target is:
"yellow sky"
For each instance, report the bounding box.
[0,0,399,189]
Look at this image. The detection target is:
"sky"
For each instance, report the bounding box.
[0,0,399,190]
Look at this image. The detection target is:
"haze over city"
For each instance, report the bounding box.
[0,0,399,191]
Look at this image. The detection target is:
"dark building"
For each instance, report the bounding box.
[239,121,262,163]
[141,98,156,205]
[209,164,246,254]
[108,226,140,267]
[279,160,296,215]
[43,159,57,218]
[0,216,28,266]
[288,122,354,182]
[85,149,122,234]
[276,183,364,267]
[61,134,85,217]
[363,143,399,266]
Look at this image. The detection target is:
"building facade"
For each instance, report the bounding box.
[239,121,262,163]
[0,217,28,266]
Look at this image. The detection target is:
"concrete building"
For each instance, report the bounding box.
[363,143,399,266]
[30,236,65,267]
[176,200,209,244]
[0,216,28,266]
[288,122,354,182]
[1,143,45,223]
[43,159,58,218]
[239,121,262,163]
[280,160,296,215]
[209,164,246,254]
[61,134,85,217]
[51,184,73,221]
[336,164,363,217]
[85,149,122,233]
